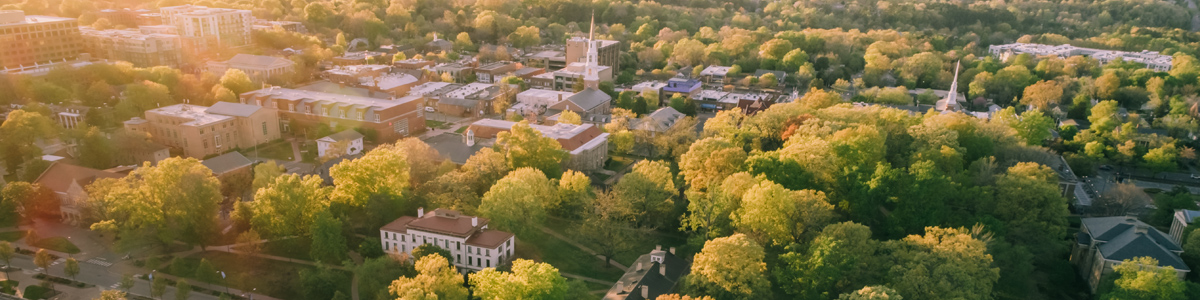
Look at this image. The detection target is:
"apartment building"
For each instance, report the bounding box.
[159,5,252,52]
[0,11,83,69]
[380,208,516,272]
[122,102,280,158]
[988,43,1173,72]
[475,61,518,83]
[207,54,295,84]
[80,27,182,68]
[239,87,427,142]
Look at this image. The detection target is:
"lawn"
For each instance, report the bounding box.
[0,231,24,242]
[253,140,295,161]
[454,126,468,134]
[543,218,687,267]
[163,251,351,300]
[22,285,54,300]
[515,231,626,282]
[604,156,635,172]
[33,237,80,254]
[0,280,17,295]
[426,120,448,129]
[258,237,313,261]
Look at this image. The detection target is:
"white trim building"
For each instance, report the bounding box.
[380,208,516,272]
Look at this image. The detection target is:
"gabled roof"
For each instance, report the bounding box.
[636,107,683,133]
[318,129,364,143]
[201,151,253,175]
[1081,216,1188,271]
[205,101,262,117]
[604,249,689,300]
[562,88,611,111]
[34,162,125,193]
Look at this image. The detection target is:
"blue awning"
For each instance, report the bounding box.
[700,104,718,109]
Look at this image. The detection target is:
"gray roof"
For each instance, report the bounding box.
[202,151,254,175]
[322,129,364,142]
[603,249,689,300]
[439,97,479,107]
[566,88,612,111]
[1080,216,1188,271]
[205,101,262,117]
[423,133,485,165]
[636,107,683,133]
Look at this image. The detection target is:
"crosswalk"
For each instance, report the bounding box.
[86,258,113,267]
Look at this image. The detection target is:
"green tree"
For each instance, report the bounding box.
[612,160,677,228]
[88,158,222,248]
[558,110,582,125]
[495,121,568,178]
[469,259,569,300]
[884,227,999,300]
[219,69,254,95]
[174,279,190,300]
[251,160,286,191]
[194,259,217,284]
[1100,257,1186,300]
[776,222,879,298]
[992,162,1069,260]
[74,126,116,169]
[33,249,51,275]
[389,255,467,299]
[686,233,772,299]
[478,168,553,235]
[837,286,903,300]
[0,242,12,279]
[412,244,452,262]
[0,110,57,173]
[759,39,793,60]
[120,273,135,292]
[1020,80,1062,110]
[64,257,79,281]
[555,170,594,218]
[96,289,127,300]
[780,49,810,72]
[151,275,167,299]
[329,143,411,208]
[308,212,348,264]
[734,181,834,246]
[353,257,412,300]
[680,137,747,192]
[1144,143,1180,173]
[251,174,331,237]
[304,2,328,24]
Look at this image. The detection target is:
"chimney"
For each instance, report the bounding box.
[1135,224,1150,235]
[669,247,675,255]
[655,245,661,251]
[418,207,424,217]
[472,217,478,227]
[641,285,648,299]
[558,93,563,102]
[637,262,643,270]
[659,262,666,276]
[615,281,623,292]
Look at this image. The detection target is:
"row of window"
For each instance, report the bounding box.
[382,241,495,269]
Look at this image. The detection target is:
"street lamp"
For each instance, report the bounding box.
[219,271,228,296]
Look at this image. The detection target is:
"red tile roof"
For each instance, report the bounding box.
[34,162,124,193]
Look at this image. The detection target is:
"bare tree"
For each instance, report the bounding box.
[1095,182,1152,216]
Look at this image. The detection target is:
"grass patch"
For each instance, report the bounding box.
[604,156,634,172]
[166,251,350,300]
[426,120,448,129]
[258,237,313,261]
[33,237,80,254]
[22,285,55,300]
[253,140,295,161]
[454,126,467,134]
[0,280,17,294]
[543,218,687,267]
[0,231,25,242]
[515,231,625,281]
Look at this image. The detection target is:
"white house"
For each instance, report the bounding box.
[316,129,364,158]
[380,208,516,272]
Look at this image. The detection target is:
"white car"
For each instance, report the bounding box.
[425,106,435,112]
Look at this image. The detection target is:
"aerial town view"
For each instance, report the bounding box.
[2,0,1200,299]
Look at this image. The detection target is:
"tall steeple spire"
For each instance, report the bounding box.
[583,11,600,89]
[937,60,962,111]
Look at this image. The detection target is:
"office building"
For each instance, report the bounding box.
[80,26,182,68]
[159,5,252,52]
[206,53,295,84]
[122,102,280,158]
[380,208,516,271]
[239,87,427,142]
[0,11,83,69]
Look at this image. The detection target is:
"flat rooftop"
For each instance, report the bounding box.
[147,104,233,126]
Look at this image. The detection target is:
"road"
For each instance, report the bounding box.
[2,255,223,300]
[1187,0,1200,31]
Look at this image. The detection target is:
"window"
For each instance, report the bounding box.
[402,235,406,242]
[214,135,222,147]
[487,260,491,268]
[456,254,461,263]
[262,122,268,135]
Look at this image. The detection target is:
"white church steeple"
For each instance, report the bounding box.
[583,12,600,89]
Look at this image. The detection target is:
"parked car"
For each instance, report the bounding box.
[1099,165,1114,171]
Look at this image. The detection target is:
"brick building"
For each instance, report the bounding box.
[239,87,426,142]
[0,11,82,69]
